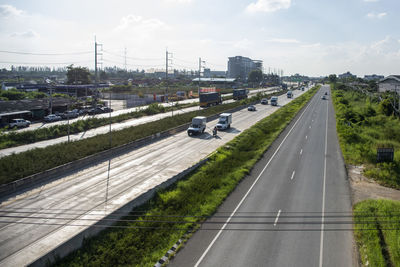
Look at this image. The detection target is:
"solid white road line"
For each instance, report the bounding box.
[193,93,317,267]
[274,210,282,226]
[319,96,329,267]
[290,171,295,180]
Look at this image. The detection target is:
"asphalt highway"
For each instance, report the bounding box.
[0,87,279,158]
[169,85,355,267]
[0,87,307,266]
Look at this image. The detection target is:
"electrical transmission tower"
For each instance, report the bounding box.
[94,36,103,104]
[198,58,206,95]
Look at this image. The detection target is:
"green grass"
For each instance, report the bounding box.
[0,91,279,185]
[331,84,400,189]
[53,86,318,267]
[354,199,400,267]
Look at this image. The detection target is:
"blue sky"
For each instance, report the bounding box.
[0,0,399,76]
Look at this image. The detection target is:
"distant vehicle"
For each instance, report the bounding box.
[101,107,113,113]
[187,116,207,136]
[325,92,328,95]
[287,91,293,98]
[261,98,268,105]
[216,113,232,130]
[233,89,248,100]
[301,87,305,91]
[321,95,327,100]
[281,83,288,90]
[248,105,256,111]
[44,114,62,122]
[270,96,278,106]
[61,110,79,119]
[199,92,222,107]
[9,118,30,128]
[88,107,104,115]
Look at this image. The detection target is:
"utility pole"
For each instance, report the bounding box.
[198,57,206,96]
[124,47,127,71]
[94,36,103,106]
[165,49,173,102]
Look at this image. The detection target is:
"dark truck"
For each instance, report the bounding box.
[232,89,248,100]
[199,92,222,107]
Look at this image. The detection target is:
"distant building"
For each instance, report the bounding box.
[364,74,384,81]
[203,68,211,78]
[210,70,226,77]
[338,71,357,80]
[227,56,263,81]
[378,75,400,93]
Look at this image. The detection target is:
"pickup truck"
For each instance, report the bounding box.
[270,96,278,106]
[187,116,206,136]
[9,118,31,128]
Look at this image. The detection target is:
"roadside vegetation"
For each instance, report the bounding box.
[354,199,400,267]
[331,82,400,267]
[53,86,318,267]
[0,90,283,185]
[331,83,400,189]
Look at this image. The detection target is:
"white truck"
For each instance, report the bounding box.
[187,116,206,136]
[9,118,31,128]
[216,113,232,130]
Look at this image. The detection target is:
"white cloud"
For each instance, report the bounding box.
[163,0,193,3]
[0,4,24,17]
[115,15,168,32]
[363,0,379,2]
[267,38,300,43]
[10,30,39,39]
[246,0,291,13]
[366,12,387,19]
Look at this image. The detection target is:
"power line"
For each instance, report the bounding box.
[0,50,92,56]
[103,50,163,61]
[0,60,92,65]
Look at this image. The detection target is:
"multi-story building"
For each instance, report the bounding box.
[364,74,384,81]
[227,56,263,81]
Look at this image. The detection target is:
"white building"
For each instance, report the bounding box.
[378,75,400,93]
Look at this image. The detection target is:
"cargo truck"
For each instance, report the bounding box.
[271,96,278,106]
[216,113,232,130]
[232,89,248,100]
[187,116,207,136]
[199,92,222,107]
[287,91,293,98]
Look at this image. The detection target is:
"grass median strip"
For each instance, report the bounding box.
[52,86,318,267]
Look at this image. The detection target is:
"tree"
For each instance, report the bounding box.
[328,74,337,83]
[248,69,263,85]
[66,65,91,84]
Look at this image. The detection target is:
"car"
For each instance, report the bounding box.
[248,105,256,111]
[321,95,327,100]
[61,110,79,119]
[101,107,113,113]
[88,107,104,115]
[325,92,328,95]
[44,114,62,122]
[9,118,30,128]
[261,98,268,105]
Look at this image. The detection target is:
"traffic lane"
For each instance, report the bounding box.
[321,86,354,267]
[0,88,310,265]
[0,87,295,158]
[195,88,326,267]
[169,88,321,267]
[13,87,279,133]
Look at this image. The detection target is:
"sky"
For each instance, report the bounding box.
[0,0,399,77]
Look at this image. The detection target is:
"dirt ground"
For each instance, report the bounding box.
[347,165,400,204]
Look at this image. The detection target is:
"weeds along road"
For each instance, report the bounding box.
[0,87,279,158]
[0,87,306,266]
[169,85,356,267]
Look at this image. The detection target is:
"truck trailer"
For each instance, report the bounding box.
[233,89,248,100]
[199,92,222,107]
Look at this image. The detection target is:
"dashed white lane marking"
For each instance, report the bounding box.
[300,149,303,155]
[291,171,295,180]
[306,135,308,139]
[274,210,282,226]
